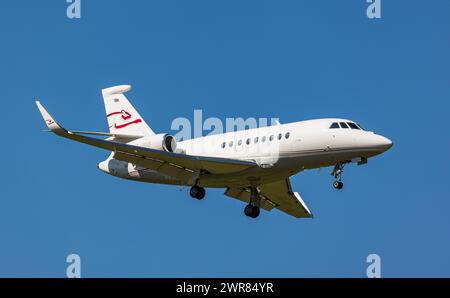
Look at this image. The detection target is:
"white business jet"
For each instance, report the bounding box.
[36,85,392,219]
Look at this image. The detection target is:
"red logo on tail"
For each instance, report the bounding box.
[113,119,142,129]
[107,110,132,120]
[107,110,142,129]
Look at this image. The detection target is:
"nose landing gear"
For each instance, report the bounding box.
[331,162,346,190]
[333,180,344,190]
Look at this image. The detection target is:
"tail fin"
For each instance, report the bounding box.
[102,85,155,136]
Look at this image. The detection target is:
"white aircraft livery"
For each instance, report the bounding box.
[36,85,393,219]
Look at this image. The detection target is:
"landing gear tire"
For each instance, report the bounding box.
[333,181,344,190]
[190,186,206,200]
[244,204,260,218]
[331,162,346,190]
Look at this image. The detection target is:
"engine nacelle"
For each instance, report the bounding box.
[131,133,177,152]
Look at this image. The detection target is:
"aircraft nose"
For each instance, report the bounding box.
[376,135,393,152]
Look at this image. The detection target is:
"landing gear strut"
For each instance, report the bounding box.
[331,162,346,190]
[190,185,206,200]
[244,187,260,218]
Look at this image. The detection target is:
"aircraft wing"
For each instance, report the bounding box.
[225,178,313,218]
[35,102,256,175]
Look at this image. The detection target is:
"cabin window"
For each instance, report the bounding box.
[254,137,259,143]
[246,138,251,145]
[221,142,226,149]
[278,133,282,140]
[229,141,233,147]
[347,122,360,129]
[339,122,349,128]
[285,132,290,139]
[329,122,339,129]
[262,136,266,143]
[238,139,242,146]
[269,135,274,141]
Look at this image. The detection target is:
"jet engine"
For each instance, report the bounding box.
[132,134,177,152]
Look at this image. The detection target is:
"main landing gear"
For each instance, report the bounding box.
[244,204,260,218]
[189,183,260,218]
[189,185,206,200]
[244,187,260,219]
[331,162,346,190]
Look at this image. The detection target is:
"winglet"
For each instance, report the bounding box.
[35,101,67,134]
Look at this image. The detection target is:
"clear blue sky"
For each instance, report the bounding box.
[1,0,449,277]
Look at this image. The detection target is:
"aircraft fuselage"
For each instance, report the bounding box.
[98,118,392,188]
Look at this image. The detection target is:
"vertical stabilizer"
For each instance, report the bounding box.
[102,85,154,136]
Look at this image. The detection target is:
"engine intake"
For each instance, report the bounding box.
[161,134,177,152]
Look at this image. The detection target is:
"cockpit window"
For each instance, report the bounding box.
[347,122,360,129]
[329,122,339,129]
[339,122,349,128]
[357,123,366,131]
